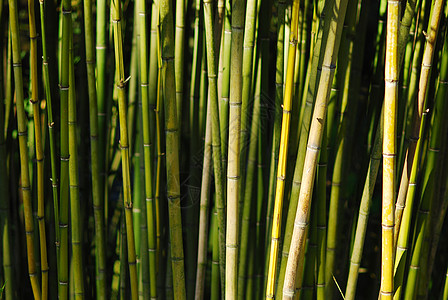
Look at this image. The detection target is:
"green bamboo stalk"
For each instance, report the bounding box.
[96,0,108,201]
[219,0,231,168]
[238,0,258,222]
[238,58,261,299]
[211,207,220,300]
[28,0,49,296]
[175,0,185,129]
[325,1,359,295]
[8,0,41,296]
[111,0,139,297]
[281,0,349,296]
[59,0,72,296]
[394,0,444,240]
[135,0,157,297]
[226,0,245,296]
[203,2,226,296]
[68,31,85,298]
[135,106,150,300]
[316,120,328,300]
[82,0,107,294]
[0,30,14,299]
[38,0,60,279]
[194,96,212,300]
[159,0,187,297]
[345,108,383,300]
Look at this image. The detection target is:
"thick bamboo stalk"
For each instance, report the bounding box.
[265,0,300,298]
[111,0,139,297]
[282,0,349,296]
[28,0,49,296]
[159,0,187,297]
[8,0,41,297]
[226,0,245,297]
[381,0,400,298]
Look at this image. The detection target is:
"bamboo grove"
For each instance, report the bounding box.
[2,0,448,297]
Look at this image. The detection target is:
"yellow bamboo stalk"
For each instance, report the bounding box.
[382,0,399,299]
[265,0,300,298]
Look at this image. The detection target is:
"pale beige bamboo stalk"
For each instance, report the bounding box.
[281,0,349,297]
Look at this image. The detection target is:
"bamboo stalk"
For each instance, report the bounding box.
[111,0,139,297]
[135,0,157,296]
[203,1,227,297]
[394,0,445,240]
[265,0,300,297]
[159,0,187,297]
[0,29,14,299]
[281,0,349,296]
[8,0,41,297]
[226,0,245,296]
[381,0,400,298]
[194,94,213,300]
[83,0,107,295]
[68,33,85,298]
[345,108,383,300]
[28,0,49,296]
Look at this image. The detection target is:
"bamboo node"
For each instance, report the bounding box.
[294,220,308,229]
[12,62,22,67]
[59,280,69,286]
[60,155,70,161]
[422,62,431,69]
[17,130,28,136]
[307,144,320,152]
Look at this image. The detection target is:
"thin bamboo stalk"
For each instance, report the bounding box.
[58,0,72,296]
[238,58,261,299]
[238,0,258,224]
[135,0,157,296]
[68,34,85,298]
[316,120,328,300]
[159,0,187,297]
[265,0,300,297]
[96,0,108,202]
[194,94,213,300]
[111,0,139,297]
[394,0,445,240]
[38,0,60,279]
[282,0,349,296]
[226,0,245,296]
[83,0,107,295]
[0,34,14,299]
[345,108,383,300]
[203,2,226,297]
[8,0,41,296]
[28,0,49,296]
